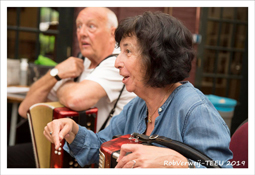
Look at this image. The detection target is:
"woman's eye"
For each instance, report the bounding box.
[126,49,131,54]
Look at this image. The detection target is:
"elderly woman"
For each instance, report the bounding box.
[44,11,233,168]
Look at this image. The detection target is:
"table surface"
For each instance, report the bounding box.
[7,93,26,102]
[7,85,29,102]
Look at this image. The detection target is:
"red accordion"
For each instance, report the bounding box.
[28,102,97,168]
[99,134,142,168]
[98,133,221,168]
[50,106,98,168]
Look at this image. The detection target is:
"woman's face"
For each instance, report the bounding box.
[115,35,145,94]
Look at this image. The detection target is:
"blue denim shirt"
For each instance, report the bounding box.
[64,81,233,168]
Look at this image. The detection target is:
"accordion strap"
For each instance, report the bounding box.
[99,84,125,131]
[74,53,119,82]
[131,133,221,168]
[74,53,123,131]
[74,52,85,82]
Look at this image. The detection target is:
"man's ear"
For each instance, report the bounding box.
[111,27,116,37]
[110,27,116,44]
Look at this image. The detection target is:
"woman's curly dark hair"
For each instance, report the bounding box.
[115,11,195,88]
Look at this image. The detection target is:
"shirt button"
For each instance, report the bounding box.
[159,107,162,112]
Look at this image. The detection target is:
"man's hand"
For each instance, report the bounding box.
[55,57,84,79]
[18,56,84,118]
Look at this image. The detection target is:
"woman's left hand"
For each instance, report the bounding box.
[115,144,189,168]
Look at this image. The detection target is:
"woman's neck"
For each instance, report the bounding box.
[144,83,180,105]
[144,82,181,121]
[142,82,181,135]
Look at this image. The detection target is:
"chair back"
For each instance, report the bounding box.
[27,102,64,168]
[229,121,248,168]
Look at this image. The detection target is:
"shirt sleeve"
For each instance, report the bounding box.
[63,126,101,166]
[182,103,233,168]
[63,100,133,167]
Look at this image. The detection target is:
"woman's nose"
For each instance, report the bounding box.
[115,54,124,69]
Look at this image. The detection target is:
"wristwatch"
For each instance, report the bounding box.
[50,68,61,81]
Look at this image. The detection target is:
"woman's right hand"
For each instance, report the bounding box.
[43,118,79,150]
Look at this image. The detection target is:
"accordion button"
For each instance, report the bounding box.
[55,150,58,154]
[58,152,61,155]
[87,122,91,126]
[58,147,61,151]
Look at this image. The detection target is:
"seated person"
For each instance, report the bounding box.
[7,7,136,168]
[44,11,233,168]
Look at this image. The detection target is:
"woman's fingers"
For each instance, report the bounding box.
[115,144,141,168]
[115,153,137,168]
[122,159,138,168]
[43,119,63,150]
[117,144,137,162]
[43,129,53,143]
[59,122,73,140]
[43,118,75,150]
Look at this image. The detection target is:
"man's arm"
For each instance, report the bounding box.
[18,57,84,118]
[56,79,107,111]
[18,71,58,118]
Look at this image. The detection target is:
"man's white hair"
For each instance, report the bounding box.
[82,7,118,29]
[105,8,118,28]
